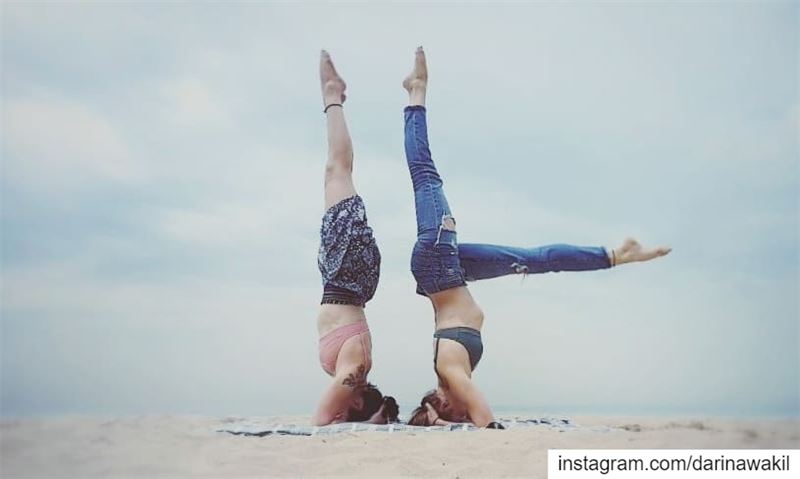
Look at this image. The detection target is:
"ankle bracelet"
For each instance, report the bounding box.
[611,249,617,267]
[324,103,343,113]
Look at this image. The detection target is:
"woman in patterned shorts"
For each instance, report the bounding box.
[312,50,398,426]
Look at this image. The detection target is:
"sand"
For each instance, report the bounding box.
[1,415,798,478]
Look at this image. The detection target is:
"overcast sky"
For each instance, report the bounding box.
[2,1,798,418]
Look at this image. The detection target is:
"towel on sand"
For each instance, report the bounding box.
[218,417,574,437]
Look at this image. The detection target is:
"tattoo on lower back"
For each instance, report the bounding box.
[342,364,367,389]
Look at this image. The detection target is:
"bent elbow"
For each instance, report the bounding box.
[469,408,495,428]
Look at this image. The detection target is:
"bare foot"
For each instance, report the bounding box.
[403,46,427,106]
[403,46,428,91]
[612,238,671,266]
[320,50,346,108]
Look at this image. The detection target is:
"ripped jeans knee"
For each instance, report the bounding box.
[435,214,457,246]
[411,213,466,295]
[510,262,529,275]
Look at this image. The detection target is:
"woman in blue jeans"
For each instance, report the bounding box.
[403,47,672,428]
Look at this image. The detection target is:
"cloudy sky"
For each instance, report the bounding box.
[2,1,797,418]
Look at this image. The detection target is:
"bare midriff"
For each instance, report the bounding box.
[429,286,484,331]
[317,304,367,337]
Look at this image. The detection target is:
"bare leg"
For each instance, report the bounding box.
[320,50,357,210]
[608,238,672,266]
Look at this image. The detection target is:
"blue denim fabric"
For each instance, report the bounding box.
[404,106,612,296]
[459,243,611,281]
[405,106,467,295]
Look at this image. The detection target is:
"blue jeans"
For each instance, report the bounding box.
[404,106,612,296]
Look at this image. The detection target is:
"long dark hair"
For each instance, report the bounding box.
[346,383,400,423]
[407,389,443,426]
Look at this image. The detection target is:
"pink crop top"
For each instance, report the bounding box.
[318,321,372,376]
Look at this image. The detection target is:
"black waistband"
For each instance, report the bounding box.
[433,327,481,338]
[321,284,364,307]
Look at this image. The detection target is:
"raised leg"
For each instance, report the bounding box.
[320,50,357,210]
[403,47,455,243]
[459,243,612,281]
[459,238,672,281]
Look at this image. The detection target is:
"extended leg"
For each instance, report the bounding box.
[320,50,357,210]
[403,47,455,242]
[459,239,672,281]
[459,243,612,281]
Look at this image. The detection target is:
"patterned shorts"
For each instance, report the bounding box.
[318,195,381,306]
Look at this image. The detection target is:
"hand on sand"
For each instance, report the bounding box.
[424,402,440,425]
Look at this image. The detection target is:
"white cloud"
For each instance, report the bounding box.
[159,78,231,129]
[3,97,141,190]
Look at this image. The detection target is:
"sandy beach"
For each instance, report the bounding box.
[1,415,797,478]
